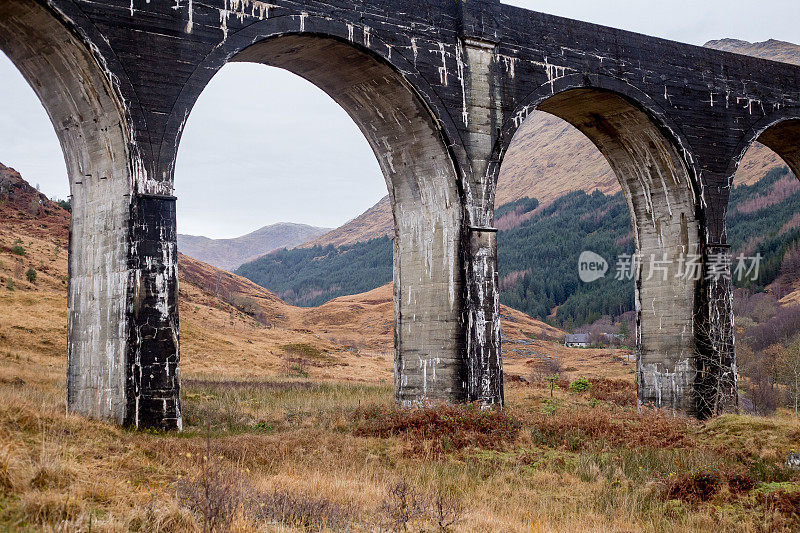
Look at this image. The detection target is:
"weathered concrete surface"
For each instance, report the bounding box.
[2,0,800,426]
[0,0,135,424]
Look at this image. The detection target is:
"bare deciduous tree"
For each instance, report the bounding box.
[783,335,800,417]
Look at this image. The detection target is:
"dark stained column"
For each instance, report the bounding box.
[458,0,505,406]
[125,194,182,430]
[465,227,503,405]
[694,167,738,419]
[695,243,738,418]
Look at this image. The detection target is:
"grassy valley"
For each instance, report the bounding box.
[2,194,799,531]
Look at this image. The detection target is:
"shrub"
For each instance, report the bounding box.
[590,378,637,406]
[177,451,354,531]
[281,358,309,378]
[661,467,755,504]
[352,404,522,454]
[569,378,591,393]
[381,481,426,532]
[757,489,800,529]
[280,344,336,371]
[25,268,37,284]
[245,488,353,531]
[11,245,25,256]
[430,487,465,532]
[230,294,258,316]
[747,305,800,351]
[176,465,241,532]
[281,343,323,360]
[380,481,465,533]
[5,278,13,291]
[524,406,693,451]
[56,199,71,212]
[529,357,563,384]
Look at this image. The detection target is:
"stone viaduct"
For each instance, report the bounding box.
[1,0,798,429]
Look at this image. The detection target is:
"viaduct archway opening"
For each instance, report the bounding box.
[174,62,384,250]
[727,118,800,415]
[176,34,466,405]
[753,120,800,181]
[498,87,702,416]
[0,0,134,424]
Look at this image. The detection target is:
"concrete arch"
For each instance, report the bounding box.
[731,111,800,183]
[0,1,136,422]
[498,76,704,416]
[158,13,464,185]
[497,74,700,190]
[174,32,468,404]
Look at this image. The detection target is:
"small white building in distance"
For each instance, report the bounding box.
[564,334,591,348]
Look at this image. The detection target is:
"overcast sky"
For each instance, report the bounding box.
[1,0,797,238]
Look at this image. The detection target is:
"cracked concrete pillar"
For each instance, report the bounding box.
[458,5,505,406]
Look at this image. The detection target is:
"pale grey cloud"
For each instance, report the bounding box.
[0,2,796,238]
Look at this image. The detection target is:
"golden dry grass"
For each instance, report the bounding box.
[1,364,799,532]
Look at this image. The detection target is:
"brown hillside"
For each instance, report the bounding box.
[0,162,69,242]
[304,195,392,248]
[310,39,798,247]
[704,38,800,66]
[0,164,621,386]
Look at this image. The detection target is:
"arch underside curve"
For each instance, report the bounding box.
[0,1,135,422]
[755,119,800,180]
[230,35,466,403]
[535,88,701,415]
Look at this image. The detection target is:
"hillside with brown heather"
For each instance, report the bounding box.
[1,163,619,387]
[303,194,393,248]
[704,38,800,66]
[308,39,798,248]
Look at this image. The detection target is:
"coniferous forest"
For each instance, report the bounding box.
[237,166,800,328]
[235,236,393,307]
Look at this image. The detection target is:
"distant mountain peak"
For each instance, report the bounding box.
[178,223,331,271]
[704,38,800,66]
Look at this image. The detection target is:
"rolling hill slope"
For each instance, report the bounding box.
[1,163,579,386]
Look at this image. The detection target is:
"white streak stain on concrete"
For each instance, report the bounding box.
[218,0,276,39]
[437,42,448,86]
[531,57,571,93]
[363,26,371,48]
[456,43,468,126]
